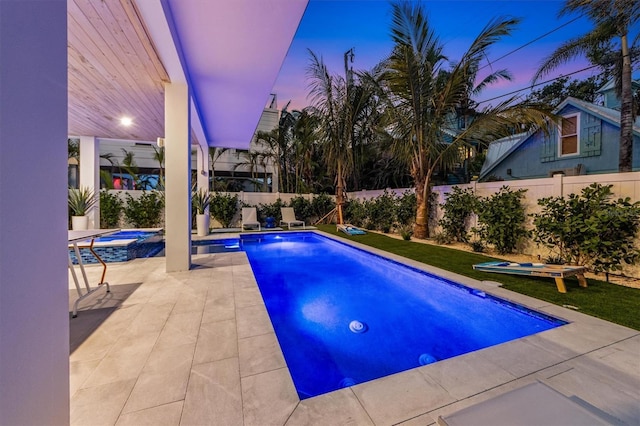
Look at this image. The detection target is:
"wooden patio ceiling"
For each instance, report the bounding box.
[67,0,307,149]
[67,0,168,142]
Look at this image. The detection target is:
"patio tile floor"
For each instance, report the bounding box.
[69,235,640,425]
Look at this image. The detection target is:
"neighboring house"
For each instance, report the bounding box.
[437,107,484,184]
[480,81,640,182]
[76,105,281,191]
[211,103,280,192]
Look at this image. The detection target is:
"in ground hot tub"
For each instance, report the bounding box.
[68,228,164,264]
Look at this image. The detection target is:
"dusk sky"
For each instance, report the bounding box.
[272,0,629,111]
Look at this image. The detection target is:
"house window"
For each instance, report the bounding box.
[559,114,579,156]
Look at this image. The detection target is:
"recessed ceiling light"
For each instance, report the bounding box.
[120,116,133,126]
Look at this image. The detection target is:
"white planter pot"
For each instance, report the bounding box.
[72,215,89,230]
[196,214,210,236]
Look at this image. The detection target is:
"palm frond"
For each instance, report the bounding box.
[533,34,600,83]
[534,6,624,84]
[460,17,520,67]
[472,69,512,96]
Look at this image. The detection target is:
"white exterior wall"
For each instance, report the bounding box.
[79,136,100,228]
[97,108,281,188]
[211,107,280,186]
[98,139,163,169]
[0,1,69,424]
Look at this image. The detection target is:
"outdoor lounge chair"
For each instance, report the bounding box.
[280,207,305,229]
[472,261,588,293]
[241,207,261,231]
[337,224,366,236]
[437,381,611,425]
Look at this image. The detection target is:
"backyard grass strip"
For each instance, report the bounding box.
[316,225,640,331]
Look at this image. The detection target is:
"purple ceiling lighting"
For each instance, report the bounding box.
[166,0,308,149]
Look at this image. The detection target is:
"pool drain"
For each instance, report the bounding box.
[339,377,356,387]
[349,320,368,333]
[418,353,437,365]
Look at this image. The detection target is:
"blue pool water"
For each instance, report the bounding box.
[241,232,566,399]
[192,238,242,254]
[92,230,158,243]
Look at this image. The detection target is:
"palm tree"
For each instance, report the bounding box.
[120,148,139,189]
[69,140,120,189]
[68,138,80,161]
[292,109,321,192]
[99,152,116,189]
[378,1,552,239]
[256,103,318,193]
[533,0,639,172]
[233,150,262,191]
[257,150,273,192]
[306,49,376,223]
[306,50,353,224]
[208,147,229,191]
[152,145,165,190]
[277,103,298,192]
[256,129,282,191]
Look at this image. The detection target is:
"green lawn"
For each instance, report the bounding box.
[315,224,640,330]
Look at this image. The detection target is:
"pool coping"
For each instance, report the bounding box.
[67,228,164,248]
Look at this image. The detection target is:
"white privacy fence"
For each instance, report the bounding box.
[430,171,640,229]
[348,172,640,234]
[347,172,640,277]
[105,172,640,276]
[107,172,640,229]
[113,171,640,220]
[430,171,640,277]
[104,190,319,229]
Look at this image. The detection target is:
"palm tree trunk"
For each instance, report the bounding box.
[263,168,268,192]
[413,176,430,239]
[336,166,344,225]
[619,33,633,172]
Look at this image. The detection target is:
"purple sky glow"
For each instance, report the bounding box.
[272,0,612,111]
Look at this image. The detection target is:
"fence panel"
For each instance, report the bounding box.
[430,171,640,277]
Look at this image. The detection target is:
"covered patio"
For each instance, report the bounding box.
[0,0,306,423]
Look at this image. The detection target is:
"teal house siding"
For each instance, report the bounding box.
[480,97,640,181]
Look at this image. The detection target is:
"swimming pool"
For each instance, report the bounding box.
[241,232,566,399]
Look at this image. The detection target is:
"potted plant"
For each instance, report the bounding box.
[68,187,97,230]
[192,189,211,236]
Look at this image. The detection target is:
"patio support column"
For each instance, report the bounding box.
[165,82,192,271]
[79,135,100,228]
[0,0,69,424]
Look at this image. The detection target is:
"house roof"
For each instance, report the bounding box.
[479,132,529,179]
[595,79,616,94]
[479,97,640,180]
[556,96,640,130]
[595,78,640,94]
